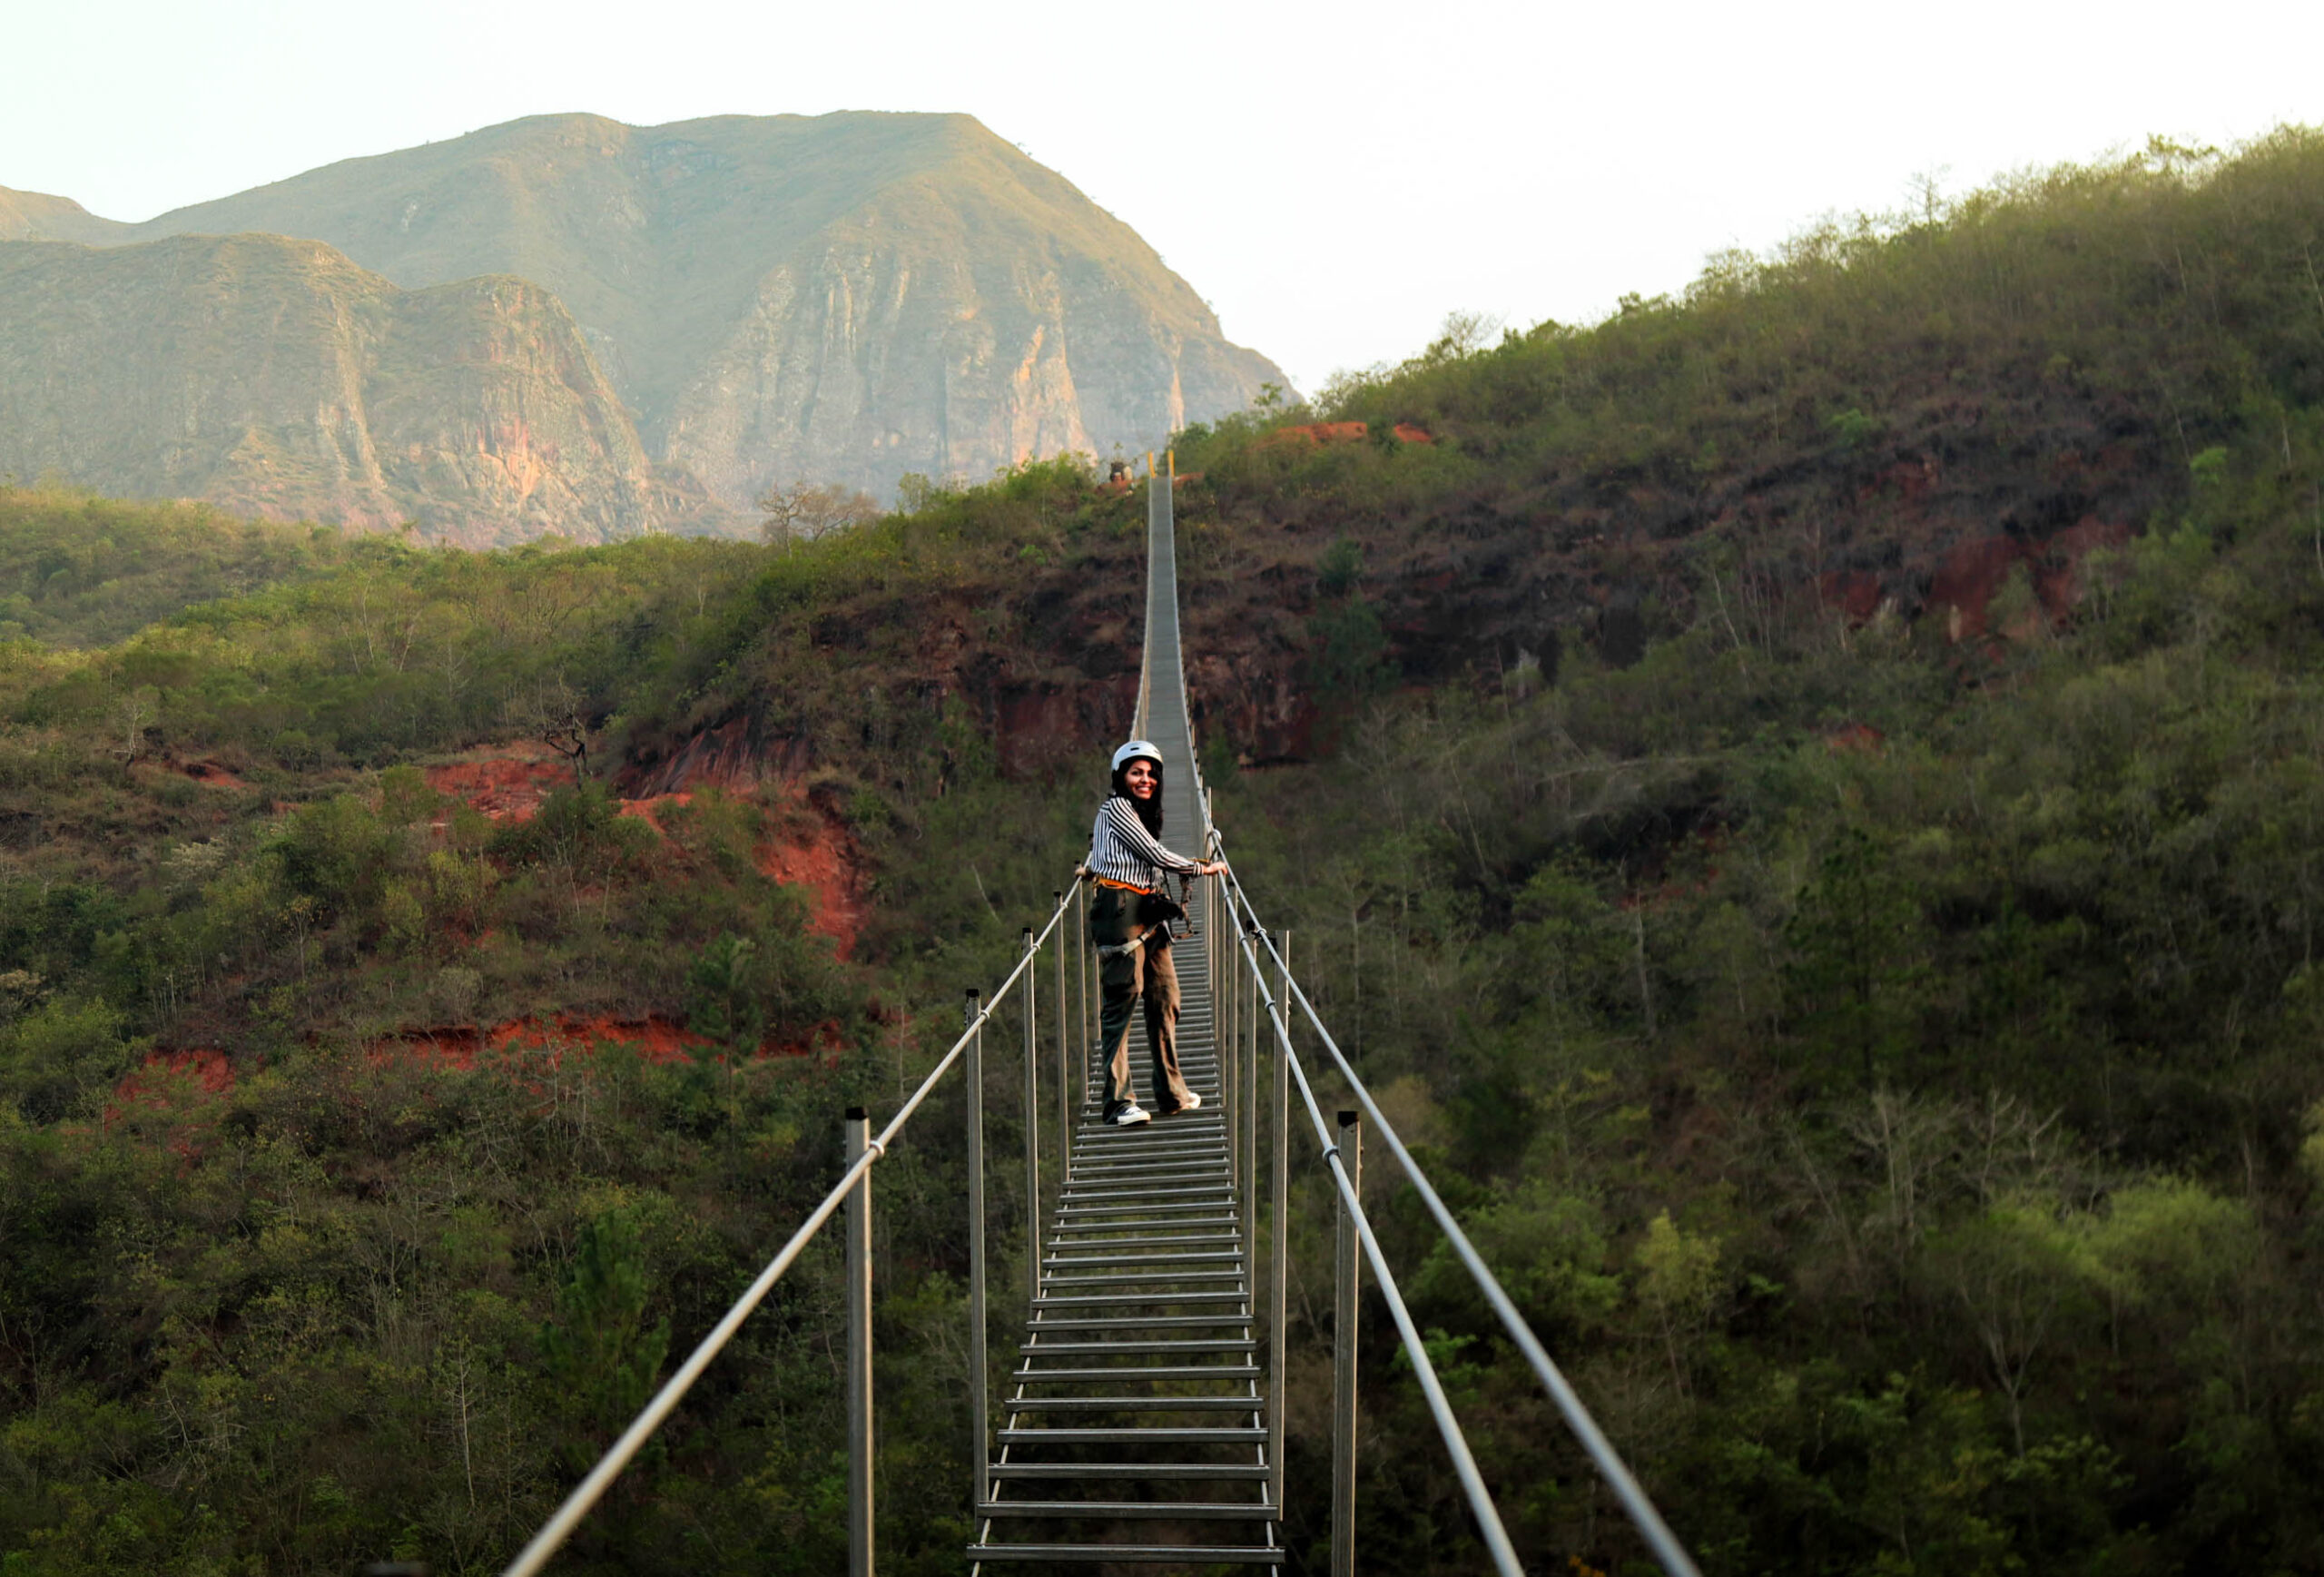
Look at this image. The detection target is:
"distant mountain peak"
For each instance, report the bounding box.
[0,113,1284,539]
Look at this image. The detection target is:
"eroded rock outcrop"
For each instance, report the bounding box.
[0,233,675,545]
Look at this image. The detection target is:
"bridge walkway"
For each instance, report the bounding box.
[970,458,1276,1566]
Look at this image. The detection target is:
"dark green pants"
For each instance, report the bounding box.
[1089,884,1192,1114]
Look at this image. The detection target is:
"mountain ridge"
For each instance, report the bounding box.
[0,112,1284,536]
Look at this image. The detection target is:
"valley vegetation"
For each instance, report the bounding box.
[5,127,2324,1575]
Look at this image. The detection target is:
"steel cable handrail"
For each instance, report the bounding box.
[1213,844,1702,1577]
[502,885,1078,1577]
[1222,898,1527,1574]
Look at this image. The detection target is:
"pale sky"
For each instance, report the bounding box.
[6,0,2319,396]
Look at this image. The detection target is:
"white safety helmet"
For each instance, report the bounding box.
[1111,739,1163,774]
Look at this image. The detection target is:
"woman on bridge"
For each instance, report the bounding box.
[1087,740,1225,1127]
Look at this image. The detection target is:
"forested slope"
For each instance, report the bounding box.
[4,129,2324,1576]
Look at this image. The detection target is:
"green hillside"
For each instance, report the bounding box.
[0,487,370,646]
[4,128,2324,1575]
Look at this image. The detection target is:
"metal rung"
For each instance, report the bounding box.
[1078,1115,1225,1129]
[1068,1147,1227,1162]
[966,1543,1283,1564]
[1078,1112,1226,1130]
[1046,1237,1240,1251]
[1066,1174,1229,1190]
[1019,1339,1254,1355]
[1071,1138,1227,1158]
[1073,1129,1226,1142]
[1015,1365,1261,1383]
[1062,1180,1231,1198]
[1068,1166,1229,1184]
[1051,1218,1241,1233]
[1051,1217,1239,1232]
[1074,1110,1223,1125]
[1045,1253,1243,1272]
[994,1425,1268,1446]
[979,1502,1280,1522]
[1030,1291,1252,1308]
[990,1463,1270,1480]
[1039,1270,1246,1288]
[1024,1315,1253,1330]
[1048,1221,1241,1240]
[1004,1395,1258,1413]
[1055,1201,1240,1218]
[1071,1144,1229,1162]
[1068,1166,1236,1179]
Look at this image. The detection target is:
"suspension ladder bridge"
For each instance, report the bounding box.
[501,458,1701,1576]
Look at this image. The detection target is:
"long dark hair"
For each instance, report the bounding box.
[1109,760,1165,836]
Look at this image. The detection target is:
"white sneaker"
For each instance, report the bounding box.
[1107,1103,1152,1127]
[1171,1091,1203,1113]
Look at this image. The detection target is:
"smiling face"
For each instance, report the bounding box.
[1123,758,1158,799]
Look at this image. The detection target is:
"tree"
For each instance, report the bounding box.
[756,480,881,547]
[538,1208,671,1472]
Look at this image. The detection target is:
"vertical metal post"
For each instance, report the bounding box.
[1021,927,1039,1307]
[964,989,988,1516]
[1267,930,1291,1512]
[1332,1109,1363,1577]
[1242,930,1259,1303]
[1218,885,1234,1186]
[844,1107,874,1577]
[1226,887,1241,1186]
[1054,892,1069,1198]
[1078,885,1092,1109]
[1208,789,1226,1087]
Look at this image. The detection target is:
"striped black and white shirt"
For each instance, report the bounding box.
[1088,795,1204,891]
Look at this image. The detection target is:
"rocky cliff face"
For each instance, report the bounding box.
[0,112,1285,537]
[0,233,671,545]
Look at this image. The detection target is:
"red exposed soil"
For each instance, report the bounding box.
[1822,515,2132,643]
[372,1013,840,1069]
[1825,724,1886,754]
[1265,421,1369,448]
[131,756,250,793]
[426,743,573,821]
[756,822,862,956]
[609,784,862,956]
[415,732,865,955]
[112,1048,237,1105]
[105,1050,239,1156]
[1928,536,2030,642]
[171,758,248,789]
[381,1014,714,1066]
[1262,421,1432,448]
[1817,570,1886,624]
[616,791,691,832]
[617,716,810,800]
[605,722,865,954]
[995,687,1100,779]
[2040,516,2134,610]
